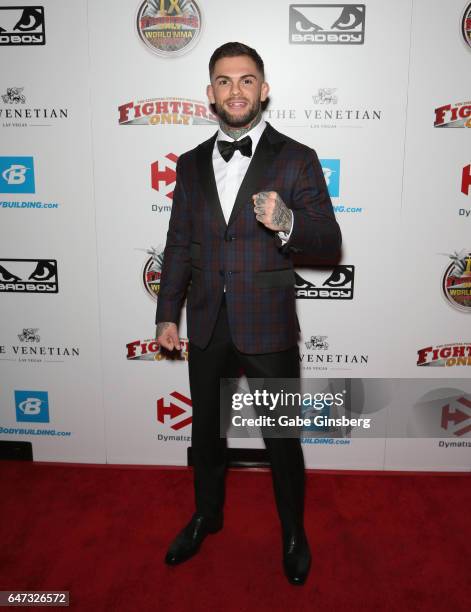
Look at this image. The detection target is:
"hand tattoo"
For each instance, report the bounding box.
[254,191,292,232]
[156,322,172,338]
[272,193,292,232]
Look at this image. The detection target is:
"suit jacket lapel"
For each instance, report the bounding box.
[227,122,286,228]
[196,132,227,232]
[195,122,287,233]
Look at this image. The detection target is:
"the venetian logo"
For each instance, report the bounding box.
[136,0,202,57]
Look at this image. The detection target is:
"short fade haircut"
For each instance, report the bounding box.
[209,42,265,79]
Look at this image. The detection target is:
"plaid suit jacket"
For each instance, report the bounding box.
[155,122,341,354]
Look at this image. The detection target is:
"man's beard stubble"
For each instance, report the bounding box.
[214,98,262,128]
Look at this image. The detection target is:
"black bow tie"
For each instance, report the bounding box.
[217,136,252,162]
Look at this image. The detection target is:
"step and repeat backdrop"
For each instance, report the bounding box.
[1,0,470,470]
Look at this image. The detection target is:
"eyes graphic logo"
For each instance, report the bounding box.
[289,4,365,45]
[0,259,58,293]
[295,266,355,299]
[0,6,45,46]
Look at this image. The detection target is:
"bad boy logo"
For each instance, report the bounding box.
[295,266,355,299]
[136,0,202,57]
[289,4,365,45]
[0,6,45,46]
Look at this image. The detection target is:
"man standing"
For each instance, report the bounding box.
[156,42,341,585]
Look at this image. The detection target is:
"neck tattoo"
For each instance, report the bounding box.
[220,111,263,140]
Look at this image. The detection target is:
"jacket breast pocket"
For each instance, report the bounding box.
[254,268,295,289]
[190,241,201,262]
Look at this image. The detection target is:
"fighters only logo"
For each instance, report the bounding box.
[434,101,471,128]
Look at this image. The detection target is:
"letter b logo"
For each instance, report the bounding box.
[15,390,49,422]
[0,156,35,193]
[3,164,28,184]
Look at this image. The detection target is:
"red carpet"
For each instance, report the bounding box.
[1,461,470,611]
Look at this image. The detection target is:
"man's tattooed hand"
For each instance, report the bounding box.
[156,321,180,351]
[252,191,293,232]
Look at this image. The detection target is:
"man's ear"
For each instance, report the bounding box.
[261,81,270,102]
[207,83,215,104]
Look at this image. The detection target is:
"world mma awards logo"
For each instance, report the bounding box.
[136,0,202,57]
[289,4,365,45]
[138,247,164,301]
[441,251,471,313]
[462,3,471,51]
[0,6,45,46]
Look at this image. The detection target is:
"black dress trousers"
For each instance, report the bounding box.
[188,295,305,533]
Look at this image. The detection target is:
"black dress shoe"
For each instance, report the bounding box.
[283,530,311,585]
[164,513,223,565]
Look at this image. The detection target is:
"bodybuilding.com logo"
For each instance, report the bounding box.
[0,156,35,193]
[15,390,49,423]
[320,159,340,197]
[289,4,365,45]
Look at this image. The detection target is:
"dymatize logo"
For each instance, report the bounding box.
[295,266,355,299]
[289,4,365,44]
[0,259,58,293]
[441,396,471,437]
[0,157,35,193]
[0,6,45,46]
[157,391,192,437]
[151,153,178,212]
[15,390,49,422]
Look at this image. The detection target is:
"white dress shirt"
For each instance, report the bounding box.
[212,119,293,242]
